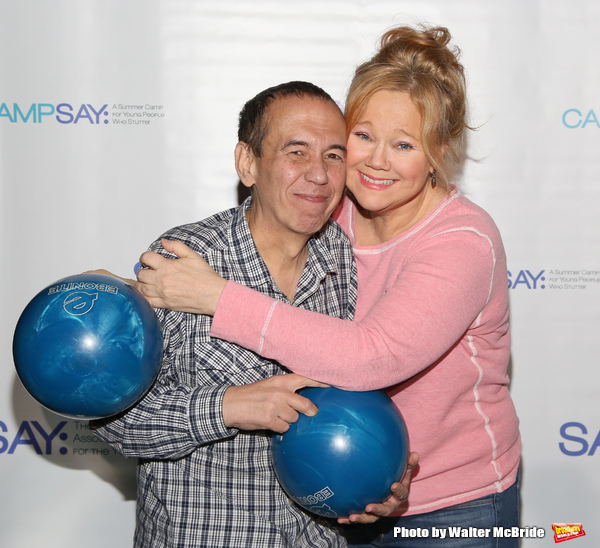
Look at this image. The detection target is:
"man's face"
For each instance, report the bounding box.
[244,95,347,240]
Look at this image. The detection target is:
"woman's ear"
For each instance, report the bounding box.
[235,142,256,189]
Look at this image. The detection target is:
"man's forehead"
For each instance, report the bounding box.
[266,95,346,146]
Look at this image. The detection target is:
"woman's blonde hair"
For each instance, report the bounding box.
[345,25,468,187]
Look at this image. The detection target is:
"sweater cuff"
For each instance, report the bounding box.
[211,281,279,354]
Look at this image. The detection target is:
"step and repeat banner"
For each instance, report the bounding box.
[1,1,598,546]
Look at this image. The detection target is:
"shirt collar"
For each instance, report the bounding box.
[226,197,340,297]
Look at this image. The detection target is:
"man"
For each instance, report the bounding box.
[93,81,357,547]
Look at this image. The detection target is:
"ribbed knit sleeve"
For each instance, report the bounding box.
[211,222,504,391]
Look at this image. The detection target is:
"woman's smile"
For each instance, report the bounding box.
[359,171,399,188]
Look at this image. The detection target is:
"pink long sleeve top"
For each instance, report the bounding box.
[211,189,521,515]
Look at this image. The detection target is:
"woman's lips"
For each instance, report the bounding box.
[359,171,398,189]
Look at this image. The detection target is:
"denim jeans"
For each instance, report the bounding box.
[343,476,520,548]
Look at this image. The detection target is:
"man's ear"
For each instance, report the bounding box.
[235,142,256,189]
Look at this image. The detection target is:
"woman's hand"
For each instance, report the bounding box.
[136,239,226,315]
[337,451,419,524]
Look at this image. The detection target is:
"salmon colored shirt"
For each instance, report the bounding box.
[211,189,521,515]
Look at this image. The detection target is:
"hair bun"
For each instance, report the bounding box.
[380,25,452,50]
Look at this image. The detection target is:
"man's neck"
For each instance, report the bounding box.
[246,212,311,302]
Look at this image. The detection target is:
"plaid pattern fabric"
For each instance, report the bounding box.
[93,198,357,547]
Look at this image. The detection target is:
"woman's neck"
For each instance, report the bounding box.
[353,185,450,246]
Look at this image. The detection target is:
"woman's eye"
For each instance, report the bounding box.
[354,132,370,141]
[397,142,413,150]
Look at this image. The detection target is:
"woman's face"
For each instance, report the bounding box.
[346,90,435,217]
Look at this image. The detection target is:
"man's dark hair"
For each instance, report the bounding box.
[238,81,341,158]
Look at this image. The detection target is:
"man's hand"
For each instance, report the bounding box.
[222,374,328,433]
[337,451,419,524]
[136,239,226,315]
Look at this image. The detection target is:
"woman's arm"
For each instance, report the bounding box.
[137,230,502,391]
[211,229,502,390]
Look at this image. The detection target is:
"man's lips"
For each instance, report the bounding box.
[295,194,329,203]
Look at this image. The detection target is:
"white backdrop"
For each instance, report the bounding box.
[1,1,599,546]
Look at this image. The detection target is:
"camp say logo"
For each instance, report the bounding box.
[558,422,600,456]
[0,419,118,457]
[0,102,165,125]
[0,420,69,455]
[508,269,600,290]
[507,269,545,289]
[562,108,600,128]
[0,103,109,124]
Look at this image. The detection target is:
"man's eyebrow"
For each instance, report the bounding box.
[282,139,309,149]
[282,139,346,153]
[329,143,347,154]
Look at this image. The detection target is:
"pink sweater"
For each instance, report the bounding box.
[211,190,521,515]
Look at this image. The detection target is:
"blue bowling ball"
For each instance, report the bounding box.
[272,387,409,518]
[13,273,163,419]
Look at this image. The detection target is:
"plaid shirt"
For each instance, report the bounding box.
[93,198,357,548]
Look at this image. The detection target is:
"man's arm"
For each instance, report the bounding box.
[92,305,323,459]
[91,307,231,459]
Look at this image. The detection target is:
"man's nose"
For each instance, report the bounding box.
[305,158,328,185]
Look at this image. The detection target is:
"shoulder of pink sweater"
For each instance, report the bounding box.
[420,192,504,245]
[333,191,502,244]
[445,192,500,227]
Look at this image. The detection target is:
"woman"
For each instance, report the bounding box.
[138,25,521,546]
